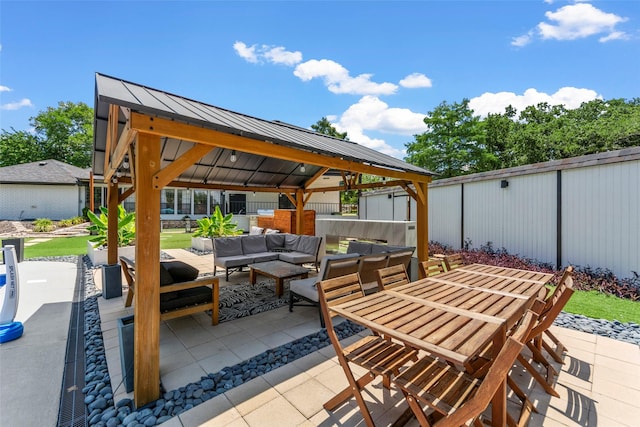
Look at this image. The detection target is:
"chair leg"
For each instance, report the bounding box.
[516,354,560,397]
[542,329,567,364]
[289,292,294,312]
[323,371,376,411]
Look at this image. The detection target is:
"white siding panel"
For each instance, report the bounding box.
[364,194,394,221]
[562,162,640,278]
[393,194,409,221]
[429,185,462,249]
[463,174,556,265]
[0,184,79,220]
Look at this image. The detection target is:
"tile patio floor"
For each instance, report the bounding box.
[97,249,640,426]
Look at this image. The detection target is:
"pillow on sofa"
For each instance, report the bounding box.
[265,233,285,250]
[264,228,279,234]
[297,235,321,256]
[284,234,301,251]
[249,226,264,235]
[242,235,268,254]
[213,237,243,257]
[162,261,199,282]
[159,263,175,286]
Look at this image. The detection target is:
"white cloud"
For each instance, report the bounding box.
[233,41,258,63]
[0,98,34,110]
[234,41,302,66]
[468,87,602,117]
[0,85,12,92]
[294,59,398,96]
[511,31,534,47]
[399,73,432,89]
[512,3,628,46]
[263,46,302,66]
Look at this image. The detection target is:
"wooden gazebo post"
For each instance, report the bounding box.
[133,132,162,406]
[107,179,119,265]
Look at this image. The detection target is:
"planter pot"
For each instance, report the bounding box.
[117,315,135,392]
[87,241,135,266]
[102,263,122,300]
[191,237,213,252]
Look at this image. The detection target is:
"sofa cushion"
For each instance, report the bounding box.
[265,233,285,250]
[278,251,316,265]
[347,241,373,255]
[162,261,199,282]
[370,244,390,254]
[159,264,175,286]
[214,237,243,257]
[249,252,279,263]
[160,286,212,313]
[290,277,320,301]
[264,228,279,234]
[284,234,301,251]
[297,236,321,256]
[241,235,268,254]
[215,255,251,268]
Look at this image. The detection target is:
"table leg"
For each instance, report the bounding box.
[275,278,283,297]
[250,268,257,285]
[491,329,507,426]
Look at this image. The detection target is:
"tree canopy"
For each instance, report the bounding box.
[405,98,640,179]
[0,101,93,168]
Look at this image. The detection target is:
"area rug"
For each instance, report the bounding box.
[217,280,290,323]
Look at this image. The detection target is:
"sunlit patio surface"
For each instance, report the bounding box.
[2,249,638,427]
[96,249,640,426]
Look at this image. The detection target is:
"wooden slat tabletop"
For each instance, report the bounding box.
[455,263,553,284]
[331,291,506,366]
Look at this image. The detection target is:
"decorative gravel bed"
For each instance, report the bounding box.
[37,256,640,426]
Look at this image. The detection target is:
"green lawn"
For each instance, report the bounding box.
[23,231,195,258]
[20,234,640,324]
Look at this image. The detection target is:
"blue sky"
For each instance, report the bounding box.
[1,1,638,159]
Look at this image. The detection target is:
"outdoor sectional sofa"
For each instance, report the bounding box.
[289,242,415,326]
[213,233,322,280]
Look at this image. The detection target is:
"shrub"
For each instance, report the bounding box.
[87,205,136,248]
[429,240,640,301]
[193,206,243,238]
[33,218,55,232]
[71,216,84,225]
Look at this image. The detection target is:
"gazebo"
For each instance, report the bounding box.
[92,72,433,406]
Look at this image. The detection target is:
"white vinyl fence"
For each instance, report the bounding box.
[360,148,640,279]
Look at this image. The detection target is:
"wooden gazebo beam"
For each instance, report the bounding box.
[129,113,431,184]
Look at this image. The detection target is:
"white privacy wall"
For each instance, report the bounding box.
[562,162,640,278]
[428,185,461,249]
[0,184,80,220]
[463,173,557,266]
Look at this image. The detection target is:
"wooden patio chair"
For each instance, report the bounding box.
[392,311,537,427]
[318,272,418,427]
[434,253,465,271]
[358,254,389,294]
[516,266,574,397]
[376,264,411,291]
[418,258,446,278]
[386,250,414,269]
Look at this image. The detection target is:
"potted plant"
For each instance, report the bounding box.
[86,206,136,299]
[191,206,243,251]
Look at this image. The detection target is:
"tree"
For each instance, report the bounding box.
[0,101,93,168]
[311,117,348,140]
[405,99,487,178]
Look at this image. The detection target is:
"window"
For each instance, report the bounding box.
[193,190,208,215]
[177,189,191,215]
[161,189,175,214]
[229,193,246,214]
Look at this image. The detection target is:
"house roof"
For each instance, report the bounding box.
[93,73,433,190]
[0,159,90,185]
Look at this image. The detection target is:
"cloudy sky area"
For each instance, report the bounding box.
[1,1,638,158]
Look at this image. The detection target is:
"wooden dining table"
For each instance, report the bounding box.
[328,263,552,426]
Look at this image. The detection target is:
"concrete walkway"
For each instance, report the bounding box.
[0,260,80,427]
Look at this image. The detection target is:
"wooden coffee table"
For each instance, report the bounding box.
[248,260,310,297]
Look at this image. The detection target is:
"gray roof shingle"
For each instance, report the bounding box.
[0,159,90,184]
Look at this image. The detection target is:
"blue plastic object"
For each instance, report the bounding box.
[0,321,23,343]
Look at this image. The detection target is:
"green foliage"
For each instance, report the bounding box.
[193,206,243,238]
[405,99,488,178]
[0,101,93,168]
[406,97,640,179]
[33,218,54,232]
[86,205,136,248]
[311,117,348,140]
